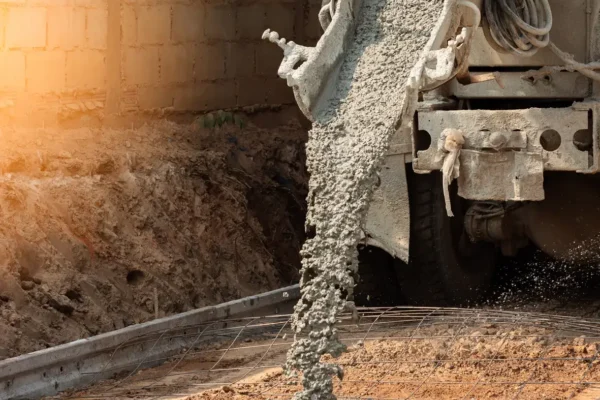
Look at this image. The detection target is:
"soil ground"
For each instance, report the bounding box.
[54,311,600,400]
[0,108,308,359]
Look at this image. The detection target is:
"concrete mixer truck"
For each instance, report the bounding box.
[265,0,600,304]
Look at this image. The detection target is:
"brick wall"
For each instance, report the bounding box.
[0,0,323,124]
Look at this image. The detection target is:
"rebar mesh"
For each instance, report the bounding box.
[48,307,600,400]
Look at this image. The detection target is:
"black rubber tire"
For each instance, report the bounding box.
[396,170,497,306]
[353,246,401,307]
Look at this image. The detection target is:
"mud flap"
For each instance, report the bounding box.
[364,154,410,263]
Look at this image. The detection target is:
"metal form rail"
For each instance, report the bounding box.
[0,285,300,400]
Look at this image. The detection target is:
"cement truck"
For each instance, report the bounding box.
[264,0,600,304]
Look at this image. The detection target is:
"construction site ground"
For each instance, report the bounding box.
[50,303,600,400]
[44,247,600,400]
[4,108,600,399]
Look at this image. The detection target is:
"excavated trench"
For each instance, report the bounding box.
[0,109,309,360]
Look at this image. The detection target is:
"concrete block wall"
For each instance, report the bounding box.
[0,0,324,124]
[0,0,109,124]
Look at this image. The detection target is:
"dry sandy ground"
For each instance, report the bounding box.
[171,328,600,400]
[54,315,600,400]
[0,109,308,359]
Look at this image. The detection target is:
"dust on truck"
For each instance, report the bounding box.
[265,0,600,304]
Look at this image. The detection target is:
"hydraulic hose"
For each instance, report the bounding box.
[485,0,553,56]
[485,0,600,81]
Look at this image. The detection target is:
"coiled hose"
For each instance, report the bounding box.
[485,0,600,81]
[485,0,552,56]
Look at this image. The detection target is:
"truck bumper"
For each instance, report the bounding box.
[415,104,598,202]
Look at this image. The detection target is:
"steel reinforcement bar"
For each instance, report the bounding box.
[0,285,300,400]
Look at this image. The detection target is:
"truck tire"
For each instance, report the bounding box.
[396,170,497,305]
[353,246,401,306]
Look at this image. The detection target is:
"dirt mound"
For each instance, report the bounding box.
[0,112,307,359]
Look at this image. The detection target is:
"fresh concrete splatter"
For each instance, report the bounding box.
[285,0,449,399]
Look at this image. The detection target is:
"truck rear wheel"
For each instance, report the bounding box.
[396,170,497,305]
[354,246,401,307]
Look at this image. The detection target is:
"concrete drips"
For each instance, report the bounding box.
[285,0,449,399]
